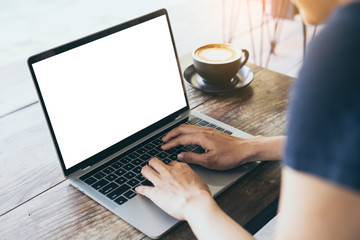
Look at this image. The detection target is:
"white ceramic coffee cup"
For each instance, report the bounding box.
[192,43,249,85]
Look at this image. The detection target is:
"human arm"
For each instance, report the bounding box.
[136,158,254,240]
[162,124,285,170]
[276,167,360,240]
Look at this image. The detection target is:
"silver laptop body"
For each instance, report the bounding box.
[28,9,260,239]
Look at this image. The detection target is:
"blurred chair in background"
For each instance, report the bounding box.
[222,0,317,68]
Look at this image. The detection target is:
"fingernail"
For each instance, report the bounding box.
[177,153,184,160]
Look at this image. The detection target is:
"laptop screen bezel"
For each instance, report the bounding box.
[27,8,190,176]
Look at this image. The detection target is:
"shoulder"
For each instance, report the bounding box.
[284,2,360,191]
[294,2,360,112]
[299,2,360,90]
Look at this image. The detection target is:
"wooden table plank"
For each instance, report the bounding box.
[0,103,64,216]
[0,181,145,240]
[0,61,38,117]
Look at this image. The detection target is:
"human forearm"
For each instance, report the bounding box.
[246,135,286,162]
[185,194,254,240]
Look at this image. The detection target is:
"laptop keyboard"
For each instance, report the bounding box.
[79,117,232,205]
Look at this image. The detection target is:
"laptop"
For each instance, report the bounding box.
[28,9,260,239]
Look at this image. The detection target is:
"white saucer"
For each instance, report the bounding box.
[183,65,254,94]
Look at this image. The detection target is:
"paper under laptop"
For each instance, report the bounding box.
[28,9,260,239]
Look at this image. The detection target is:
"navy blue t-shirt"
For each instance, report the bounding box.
[284,2,360,192]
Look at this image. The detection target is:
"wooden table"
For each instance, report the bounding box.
[0,53,293,239]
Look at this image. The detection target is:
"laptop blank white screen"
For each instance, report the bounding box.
[32,15,187,169]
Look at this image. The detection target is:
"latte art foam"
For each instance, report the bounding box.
[194,44,240,63]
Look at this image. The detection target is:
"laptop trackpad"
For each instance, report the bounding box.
[191,162,259,196]
[116,195,178,239]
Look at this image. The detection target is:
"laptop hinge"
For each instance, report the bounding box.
[174,114,182,121]
[82,165,92,171]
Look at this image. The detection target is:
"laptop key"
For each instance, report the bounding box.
[224,130,233,135]
[198,120,209,126]
[114,169,126,176]
[131,159,142,166]
[132,166,142,174]
[135,174,145,181]
[208,123,217,128]
[163,159,171,164]
[114,196,128,205]
[79,163,108,181]
[127,179,140,187]
[84,176,97,185]
[157,152,169,159]
[164,148,176,154]
[152,138,163,145]
[115,176,127,185]
[111,161,122,169]
[92,179,109,190]
[169,154,178,160]
[80,172,94,181]
[136,148,147,154]
[124,172,136,179]
[124,163,135,171]
[105,173,117,181]
[144,143,155,150]
[129,152,140,159]
[148,149,159,156]
[103,167,115,174]
[154,145,163,152]
[100,182,118,195]
[120,157,131,164]
[124,190,137,199]
[140,153,151,161]
[215,126,225,131]
[107,185,130,200]
[139,162,147,167]
[93,171,106,180]
[141,180,153,187]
